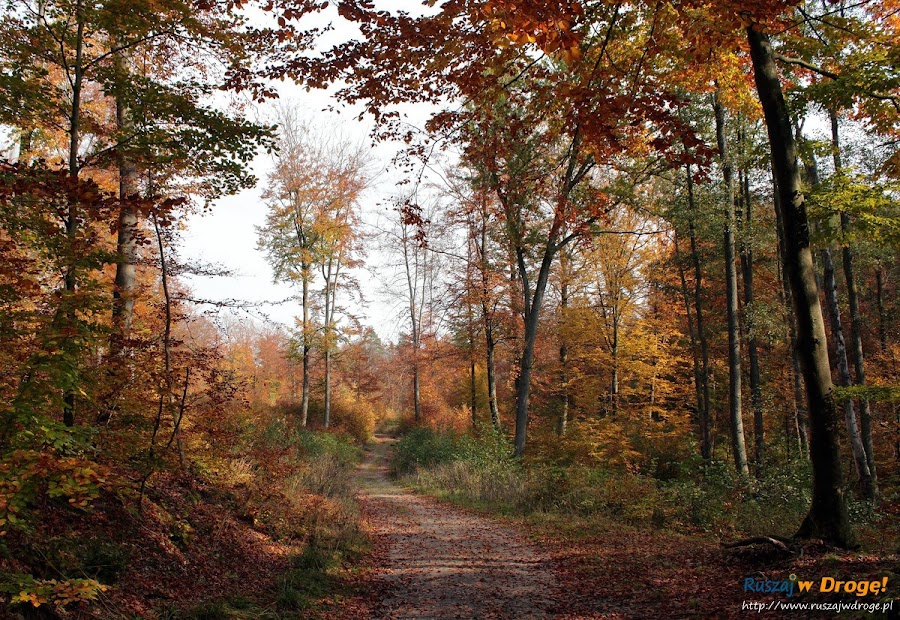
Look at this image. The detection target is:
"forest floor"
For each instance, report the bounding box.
[5,431,892,618]
[347,435,898,620]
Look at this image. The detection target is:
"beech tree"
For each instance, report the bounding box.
[746,24,853,546]
[713,91,750,477]
[740,0,898,545]
[258,115,369,427]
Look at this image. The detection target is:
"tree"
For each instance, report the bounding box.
[258,114,369,428]
[279,0,705,455]
[381,199,441,425]
[713,91,750,476]
[747,24,853,547]
[672,163,713,461]
[461,91,598,456]
[589,212,658,417]
[258,108,322,426]
[831,113,877,499]
[446,182,511,432]
[104,1,271,353]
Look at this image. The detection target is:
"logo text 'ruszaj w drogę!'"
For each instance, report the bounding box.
[743,574,890,598]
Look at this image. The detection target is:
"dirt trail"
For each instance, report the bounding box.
[356,434,558,620]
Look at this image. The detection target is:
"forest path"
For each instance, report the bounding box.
[355,433,559,620]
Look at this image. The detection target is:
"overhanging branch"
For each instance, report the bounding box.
[772,52,900,112]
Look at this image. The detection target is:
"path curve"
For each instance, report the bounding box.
[356,434,558,620]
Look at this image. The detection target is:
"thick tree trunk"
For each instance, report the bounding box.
[831,112,876,500]
[686,168,713,461]
[747,26,852,547]
[713,91,749,477]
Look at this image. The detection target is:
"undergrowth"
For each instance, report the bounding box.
[161,414,367,619]
[0,408,368,618]
[393,427,895,548]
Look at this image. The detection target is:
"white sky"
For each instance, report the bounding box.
[179,67,441,343]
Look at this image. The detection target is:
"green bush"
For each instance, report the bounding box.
[395,427,833,538]
[251,414,362,469]
[294,430,361,467]
[391,427,470,475]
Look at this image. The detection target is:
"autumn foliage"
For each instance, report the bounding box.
[1,0,899,616]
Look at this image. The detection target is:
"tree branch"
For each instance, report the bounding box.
[772,52,900,111]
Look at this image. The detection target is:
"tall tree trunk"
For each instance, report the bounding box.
[876,267,887,353]
[774,182,809,456]
[324,348,331,428]
[111,50,139,352]
[713,90,749,477]
[747,26,852,547]
[301,266,310,427]
[478,202,500,430]
[675,233,707,458]
[831,112,877,500]
[513,245,555,457]
[153,216,184,468]
[412,357,421,425]
[485,320,500,430]
[820,247,872,495]
[322,259,336,429]
[558,248,570,436]
[687,165,712,461]
[97,50,140,427]
[402,229,423,425]
[470,355,477,428]
[464,241,478,428]
[62,6,86,427]
[739,165,765,468]
[610,313,619,416]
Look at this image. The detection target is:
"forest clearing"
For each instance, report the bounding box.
[1,0,899,617]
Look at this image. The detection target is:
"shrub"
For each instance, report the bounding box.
[391,427,470,475]
[396,427,828,539]
[330,392,376,444]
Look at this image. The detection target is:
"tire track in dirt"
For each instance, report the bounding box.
[356,434,558,620]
